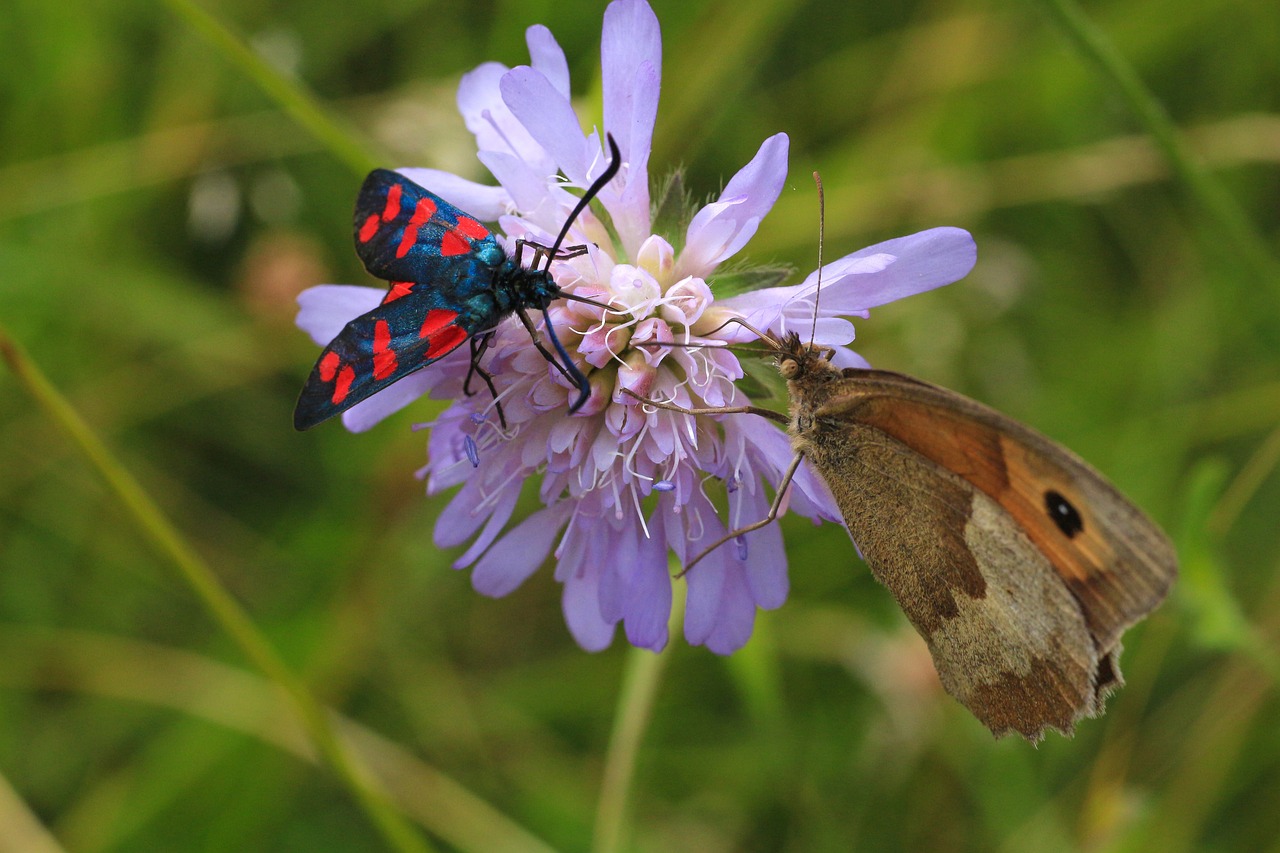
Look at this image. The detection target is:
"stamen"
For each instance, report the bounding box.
[630,483,650,539]
[463,435,480,467]
[652,480,675,492]
[735,535,748,561]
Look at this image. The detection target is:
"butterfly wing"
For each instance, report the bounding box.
[293,284,484,431]
[792,367,1176,740]
[353,169,507,285]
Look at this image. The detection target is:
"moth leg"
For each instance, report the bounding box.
[463,332,509,430]
[514,239,589,270]
[679,451,805,576]
[621,388,789,425]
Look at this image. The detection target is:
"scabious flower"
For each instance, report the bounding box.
[297,0,977,654]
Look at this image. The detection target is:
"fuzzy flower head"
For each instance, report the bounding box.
[297,0,977,654]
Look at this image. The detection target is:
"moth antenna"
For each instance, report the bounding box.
[558,291,616,311]
[541,305,592,413]
[544,133,623,268]
[810,171,825,348]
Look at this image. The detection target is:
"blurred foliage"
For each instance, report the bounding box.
[2,0,1280,850]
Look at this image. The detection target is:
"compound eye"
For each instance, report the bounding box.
[779,358,799,380]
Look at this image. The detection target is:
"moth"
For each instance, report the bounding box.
[294,137,620,430]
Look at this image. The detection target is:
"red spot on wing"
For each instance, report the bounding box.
[319,351,341,382]
[441,215,489,256]
[396,197,438,258]
[383,281,414,303]
[455,216,488,239]
[382,182,403,221]
[358,214,380,243]
[373,319,398,380]
[332,364,356,404]
[426,324,468,359]
[420,308,458,339]
[440,230,469,257]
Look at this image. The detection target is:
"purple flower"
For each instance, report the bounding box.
[296,0,977,654]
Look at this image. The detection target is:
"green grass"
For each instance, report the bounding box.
[2,0,1278,850]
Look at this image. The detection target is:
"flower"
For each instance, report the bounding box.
[296,0,977,654]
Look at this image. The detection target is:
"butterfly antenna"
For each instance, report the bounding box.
[809,171,825,348]
[544,133,623,268]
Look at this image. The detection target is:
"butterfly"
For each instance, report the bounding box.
[293,136,620,431]
[630,176,1176,741]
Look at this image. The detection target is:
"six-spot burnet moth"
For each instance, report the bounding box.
[293,136,622,431]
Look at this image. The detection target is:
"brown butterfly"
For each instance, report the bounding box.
[632,175,1176,741]
[638,335,1176,741]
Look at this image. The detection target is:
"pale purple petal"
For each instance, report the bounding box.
[434,478,490,549]
[296,285,382,345]
[452,482,522,568]
[526,25,570,98]
[472,503,572,597]
[457,62,552,172]
[564,566,616,651]
[501,66,589,186]
[602,0,660,163]
[704,567,757,654]
[798,227,976,312]
[340,370,437,433]
[677,133,788,279]
[601,0,660,253]
[679,495,730,645]
[722,228,977,338]
[731,481,788,609]
[395,168,512,221]
[622,508,671,650]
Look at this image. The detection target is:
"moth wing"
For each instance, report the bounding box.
[293,284,481,431]
[353,169,504,286]
[804,369,1176,739]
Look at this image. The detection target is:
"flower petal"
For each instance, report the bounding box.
[296,285,383,345]
[501,66,589,186]
[563,565,616,651]
[340,370,437,433]
[472,503,571,597]
[601,0,660,252]
[526,24,570,98]
[731,480,789,609]
[395,168,513,222]
[458,61,552,172]
[622,508,671,651]
[678,133,789,279]
[704,566,757,654]
[722,227,977,339]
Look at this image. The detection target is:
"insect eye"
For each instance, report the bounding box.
[779,358,799,379]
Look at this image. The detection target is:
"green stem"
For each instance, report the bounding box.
[159,0,384,177]
[593,580,685,853]
[1036,0,1277,288]
[0,326,432,853]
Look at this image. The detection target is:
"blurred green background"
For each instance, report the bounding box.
[2,0,1279,850]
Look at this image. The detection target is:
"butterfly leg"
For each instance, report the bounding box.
[678,452,805,575]
[462,332,509,430]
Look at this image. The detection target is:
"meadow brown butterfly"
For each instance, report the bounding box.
[634,177,1176,741]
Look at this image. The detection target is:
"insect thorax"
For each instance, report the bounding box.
[492,261,561,314]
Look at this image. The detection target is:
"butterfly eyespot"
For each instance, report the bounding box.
[1044,489,1084,538]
